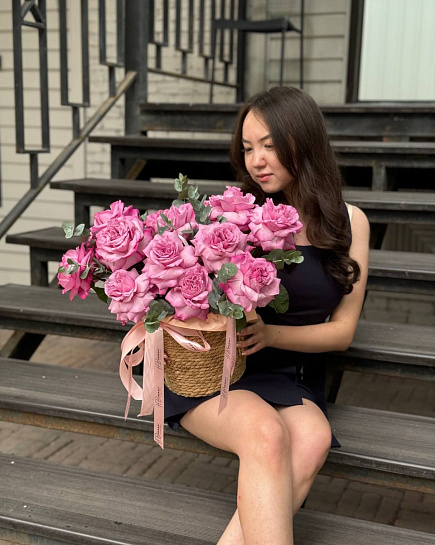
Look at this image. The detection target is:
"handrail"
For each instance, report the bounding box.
[0,71,136,241]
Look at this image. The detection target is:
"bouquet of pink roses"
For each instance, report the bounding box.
[58,174,303,447]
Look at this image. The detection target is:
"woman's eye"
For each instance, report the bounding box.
[265,144,274,149]
[242,147,252,153]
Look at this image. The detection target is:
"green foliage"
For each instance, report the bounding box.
[62,222,90,239]
[264,249,304,270]
[268,284,289,314]
[92,285,108,304]
[144,299,175,333]
[217,300,245,320]
[235,313,247,332]
[216,262,238,284]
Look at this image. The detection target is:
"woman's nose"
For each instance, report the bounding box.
[252,150,266,167]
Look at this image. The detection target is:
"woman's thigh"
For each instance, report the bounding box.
[180,390,289,456]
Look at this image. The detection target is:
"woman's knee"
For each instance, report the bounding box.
[239,414,291,468]
[294,419,331,479]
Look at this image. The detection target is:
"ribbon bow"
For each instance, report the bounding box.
[119,315,241,449]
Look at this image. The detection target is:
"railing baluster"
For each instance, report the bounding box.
[98,0,125,96]
[13,0,49,153]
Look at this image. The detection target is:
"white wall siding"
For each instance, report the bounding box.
[264,0,351,104]
[359,0,435,100]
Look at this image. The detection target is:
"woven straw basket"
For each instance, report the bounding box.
[163,329,246,397]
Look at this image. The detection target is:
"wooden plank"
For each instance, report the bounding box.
[0,360,434,489]
[1,454,434,545]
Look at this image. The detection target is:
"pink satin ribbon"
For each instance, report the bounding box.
[119,316,237,449]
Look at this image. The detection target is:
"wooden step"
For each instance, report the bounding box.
[89,134,435,155]
[139,101,435,139]
[0,284,434,382]
[6,227,435,294]
[48,177,435,226]
[2,454,433,545]
[0,358,434,493]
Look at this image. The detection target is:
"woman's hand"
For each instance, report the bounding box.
[237,316,271,356]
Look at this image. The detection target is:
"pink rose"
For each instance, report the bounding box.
[207,186,256,229]
[105,268,156,325]
[247,198,303,251]
[165,265,212,321]
[191,222,248,272]
[94,216,152,271]
[146,203,198,237]
[58,243,94,301]
[220,253,280,312]
[91,200,140,236]
[142,230,198,294]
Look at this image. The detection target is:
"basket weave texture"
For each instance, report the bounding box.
[163,329,246,397]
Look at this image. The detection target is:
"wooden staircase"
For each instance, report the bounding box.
[1,103,435,544]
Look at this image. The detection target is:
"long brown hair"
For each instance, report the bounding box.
[230,86,360,294]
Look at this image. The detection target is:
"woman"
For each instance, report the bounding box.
[164,86,370,544]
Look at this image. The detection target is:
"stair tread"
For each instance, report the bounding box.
[1,453,433,545]
[88,134,435,153]
[0,359,434,479]
[0,284,434,366]
[48,178,435,209]
[6,227,435,282]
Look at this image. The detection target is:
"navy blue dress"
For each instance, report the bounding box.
[164,207,350,448]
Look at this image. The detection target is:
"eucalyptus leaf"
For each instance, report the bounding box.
[57,266,66,273]
[217,262,238,283]
[268,284,289,314]
[66,263,79,274]
[140,212,148,221]
[171,199,185,208]
[62,222,74,239]
[92,285,108,304]
[208,289,221,310]
[160,213,175,229]
[73,224,86,237]
[217,215,227,223]
[79,263,92,279]
[236,314,247,333]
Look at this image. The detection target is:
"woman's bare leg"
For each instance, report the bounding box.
[180,390,294,545]
[184,398,331,545]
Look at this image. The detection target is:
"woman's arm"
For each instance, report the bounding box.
[237,206,370,356]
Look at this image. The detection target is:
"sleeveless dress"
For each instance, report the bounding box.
[163,203,352,448]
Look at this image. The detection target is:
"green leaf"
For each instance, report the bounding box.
[73,224,86,237]
[171,199,185,208]
[79,262,92,279]
[174,179,184,192]
[218,300,244,319]
[159,213,175,229]
[268,284,289,314]
[208,289,221,310]
[57,266,66,273]
[144,299,175,331]
[235,313,247,333]
[217,262,238,283]
[66,263,79,274]
[216,215,227,223]
[140,212,148,221]
[188,185,199,199]
[264,249,304,270]
[62,222,74,239]
[157,224,169,235]
[92,285,108,304]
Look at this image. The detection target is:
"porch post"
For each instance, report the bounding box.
[125,0,151,135]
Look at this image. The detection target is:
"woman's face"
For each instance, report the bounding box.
[242,110,293,195]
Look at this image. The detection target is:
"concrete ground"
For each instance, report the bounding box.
[0,329,434,541]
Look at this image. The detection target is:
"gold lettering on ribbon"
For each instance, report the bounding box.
[219,317,236,414]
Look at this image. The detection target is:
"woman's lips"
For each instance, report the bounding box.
[257,173,272,182]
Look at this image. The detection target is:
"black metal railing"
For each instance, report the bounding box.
[0,0,135,240]
[147,0,246,95]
